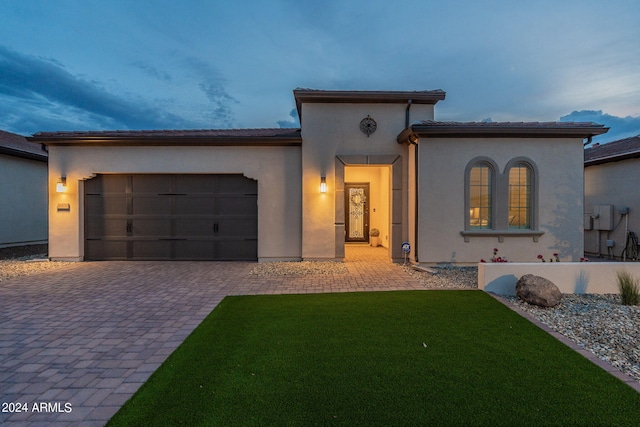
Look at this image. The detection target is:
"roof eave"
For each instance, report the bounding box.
[28,135,303,147]
[401,124,609,140]
[0,146,48,162]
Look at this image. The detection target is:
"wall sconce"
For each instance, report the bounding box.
[320,176,327,193]
[56,176,67,193]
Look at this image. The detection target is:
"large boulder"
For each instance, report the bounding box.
[516,274,562,307]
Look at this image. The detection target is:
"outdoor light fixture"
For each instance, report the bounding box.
[56,176,67,193]
[320,176,327,193]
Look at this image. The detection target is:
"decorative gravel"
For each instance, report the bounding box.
[249,261,349,276]
[0,254,73,282]
[401,265,478,289]
[502,293,640,383]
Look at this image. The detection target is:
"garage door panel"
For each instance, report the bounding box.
[133,219,172,237]
[132,175,172,193]
[175,197,215,215]
[85,175,128,194]
[216,218,258,237]
[216,196,257,215]
[174,241,215,260]
[86,218,128,238]
[132,196,172,215]
[175,219,214,237]
[217,175,257,193]
[85,240,128,260]
[218,240,258,260]
[85,196,128,215]
[85,174,257,261]
[132,240,172,259]
[175,175,215,193]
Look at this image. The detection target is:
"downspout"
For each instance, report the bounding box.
[405,100,419,262]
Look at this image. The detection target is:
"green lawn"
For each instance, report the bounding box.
[107,291,640,426]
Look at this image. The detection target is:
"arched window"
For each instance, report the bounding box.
[466,159,496,230]
[508,162,532,229]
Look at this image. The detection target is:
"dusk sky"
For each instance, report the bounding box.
[1,0,639,143]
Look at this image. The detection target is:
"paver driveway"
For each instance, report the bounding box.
[1,245,422,426]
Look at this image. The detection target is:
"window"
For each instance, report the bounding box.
[463,157,540,240]
[469,164,492,229]
[508,163,532,229]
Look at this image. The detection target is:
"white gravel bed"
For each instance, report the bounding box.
[249,261,349,276]
[0,254,73,282]
[502,294,640,383]
[401,265,478,289]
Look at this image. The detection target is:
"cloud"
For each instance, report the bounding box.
[277,108,300,128]
[182,56,238,128]
[560,110,640,143]
[0,45,203,134]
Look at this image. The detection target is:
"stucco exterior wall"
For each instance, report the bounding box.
[0,154,48,248]
[47,145,301,261]
[300,103,433,260]
[417,137,585,264]
[584,158,640,258]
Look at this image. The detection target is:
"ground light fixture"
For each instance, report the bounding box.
[56,176,67,193]
[320,175,327,193]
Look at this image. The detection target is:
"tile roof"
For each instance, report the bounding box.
[399,120,609,140]
[29,128,302,146]
[0,130,48,161]
[584,134,640,166]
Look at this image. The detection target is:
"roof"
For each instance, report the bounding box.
[584,134,640,166]
[28,128,302,146]
[0,130,48,161]
[293,88,446,120]
[397,120,609,143]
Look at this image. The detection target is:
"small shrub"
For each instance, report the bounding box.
[369,228,380,237]
[616,270,640,305]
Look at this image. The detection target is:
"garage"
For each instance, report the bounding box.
[84,174,257,260]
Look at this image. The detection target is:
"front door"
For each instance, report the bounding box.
[345,183,369,243]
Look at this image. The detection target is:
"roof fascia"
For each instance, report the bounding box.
[294,89,446,121]
[28,135,302,147]
[0,146,48,162]
[397,123,609,143]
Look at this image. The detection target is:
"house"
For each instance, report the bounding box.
[29,89,608,264]
[584,135,640,259]
[0,130,48,249]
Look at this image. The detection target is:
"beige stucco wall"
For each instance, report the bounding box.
[417,137,585,264]
[300,103,434,260]
[584,158,640,258]
[47,145,301,261]
[479,262,639,295]
[0,154,48,247]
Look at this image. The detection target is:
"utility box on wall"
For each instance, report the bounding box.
[594,204,614,231]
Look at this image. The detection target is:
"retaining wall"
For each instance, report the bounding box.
[478,262,640,295]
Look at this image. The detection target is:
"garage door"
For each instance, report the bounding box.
[84,174,257,260]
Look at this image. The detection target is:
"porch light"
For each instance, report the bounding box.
[56,176,67,193]
[320,176,327,193]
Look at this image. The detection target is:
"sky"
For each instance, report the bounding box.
[1,0,639,144]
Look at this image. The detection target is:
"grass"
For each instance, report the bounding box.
[617,270,640,305]
[107,291,640,426]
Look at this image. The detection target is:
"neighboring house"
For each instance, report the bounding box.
[29,89,607,264]
[584,135,640,259]
[0,130,48,248]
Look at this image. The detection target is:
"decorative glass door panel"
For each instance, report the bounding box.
[345,183,369,242]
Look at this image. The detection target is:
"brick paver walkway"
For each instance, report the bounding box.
[1,245,421,426]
